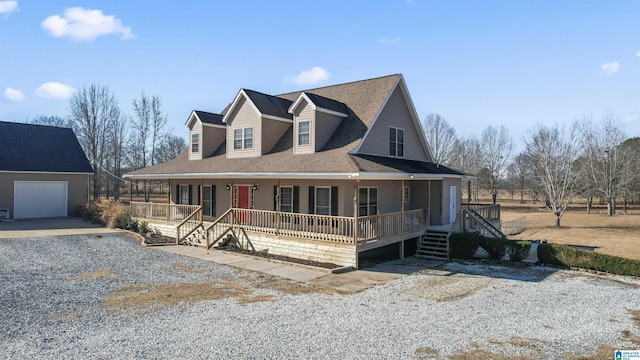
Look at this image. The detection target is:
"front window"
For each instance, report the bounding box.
[389,127,404,157]
[280,186,293,213]
[403,186,410,203]
[191,133,200,153]
[179,184,189,205]
[358,187,378,216]
[233,127,254,150]
[315,187,331,215]
[298,121,310,146]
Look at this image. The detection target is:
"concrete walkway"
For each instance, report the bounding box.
[154,245,445,292]
[0,217,119,238]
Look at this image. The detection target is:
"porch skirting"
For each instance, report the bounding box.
[237,230,356,268]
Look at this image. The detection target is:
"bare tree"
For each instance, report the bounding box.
[507,153,532,203]
[449,136,482,201]
[154,134,186,164]
[108,116,128,199]
[581,112,637,215]
[423,113,457,166]
[68,84,120,200]
[31,115,69,127]
[525,123,582,227]
[480,126,513,204]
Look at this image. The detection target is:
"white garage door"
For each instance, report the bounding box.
[14,181,68,219]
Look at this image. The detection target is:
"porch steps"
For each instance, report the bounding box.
[182,225,207,247]
[416,230,449,261]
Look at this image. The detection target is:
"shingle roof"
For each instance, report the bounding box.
[126,74,461,179]
[242,89,293,120]
[194,111,224,125]
[303,92,348,115]
[0,121,93,173]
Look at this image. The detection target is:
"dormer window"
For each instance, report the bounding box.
[298,121,310,146]
[191,133,200,153]
[389,127,404,157]
[233,127,254,150]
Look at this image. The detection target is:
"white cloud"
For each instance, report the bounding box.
[35,82,75,99]
[3,87,24,101]
[41,7,135,41]
[379,37,401,43]
[636,51,640,58]
[600,62,620,74]
[0,1,18,14]
[285,67,330,86]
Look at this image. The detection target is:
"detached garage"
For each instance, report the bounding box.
[0,121,93,219]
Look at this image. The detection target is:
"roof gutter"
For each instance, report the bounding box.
[123,171,465,181]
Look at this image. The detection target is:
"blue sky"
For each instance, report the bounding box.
[1,0,639,147]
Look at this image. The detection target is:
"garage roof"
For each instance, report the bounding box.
[0,121,94,173]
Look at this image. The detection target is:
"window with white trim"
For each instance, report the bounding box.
[280,186,293,213]
[315,187,331,215]
[233,127,254,150]
[298,121,310,146]
[191,133,200,153]
[389,127,404,157]
[358,187,378,216]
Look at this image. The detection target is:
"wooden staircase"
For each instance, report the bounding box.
[181,224,207,247]
[416,229,450,260]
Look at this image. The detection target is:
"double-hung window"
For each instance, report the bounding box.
[191,133,200,153]
[298,121,310,146]
[389,127,404,157]
[280,186,293,213]
[315,187,331,215]
[179,184,190,205]
[358,187,378,216]
[233,127,254,150]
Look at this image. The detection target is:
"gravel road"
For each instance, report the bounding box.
[1,233,639,359]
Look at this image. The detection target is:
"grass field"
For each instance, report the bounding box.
[497,198,640,260]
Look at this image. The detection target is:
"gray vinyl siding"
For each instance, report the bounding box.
[0,172,88,218]
[429,180,443,225]
[202,126,225,157]
[189,122,202,160]
[293,100,315,155]
[315,111,343,151]
[356,86,429,162]
[262,118,291,154]
[226,97,262,158]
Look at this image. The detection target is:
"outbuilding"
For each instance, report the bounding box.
[0,121,93,219]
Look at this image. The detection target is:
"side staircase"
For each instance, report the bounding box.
[416,229,450,260]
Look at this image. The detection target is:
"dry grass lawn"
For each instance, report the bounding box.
[499,200,640,260]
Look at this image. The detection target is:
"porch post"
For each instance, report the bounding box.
[275,179,280,235]
[166,179,171,222]
[353,178,358,269]
[129,179,133,213]
[467,179,471,206]
[400,179,405,260]
[427,180,431,227]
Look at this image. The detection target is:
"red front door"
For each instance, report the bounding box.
[235,186,251,223]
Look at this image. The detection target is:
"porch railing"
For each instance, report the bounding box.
[451,204,505,239]
[356,209,427,243]
[129,201,201,223]
[176,206,203,244]
[501,216,526,236]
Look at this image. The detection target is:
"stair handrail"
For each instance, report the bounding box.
[176,206,203,244]
[466,208,505,238]
[204,208,234,249]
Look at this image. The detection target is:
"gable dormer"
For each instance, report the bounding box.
[288,92,348,155]
[185,111,226,160]
[222,89,293,159]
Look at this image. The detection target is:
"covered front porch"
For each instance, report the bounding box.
[130,201,430,268]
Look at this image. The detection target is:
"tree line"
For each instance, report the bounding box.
[423,112,640,226]
[31,84,186,200]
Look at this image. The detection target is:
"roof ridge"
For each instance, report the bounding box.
[278,73,401,96]
[0,120,71,130]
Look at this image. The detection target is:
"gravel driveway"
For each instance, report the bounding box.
[1,233,639,359]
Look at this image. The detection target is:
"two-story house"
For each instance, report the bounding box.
[125,74,470,268]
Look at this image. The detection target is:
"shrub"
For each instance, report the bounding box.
[449,232,480,259]
[506,241,532,262]
[94,199,128,228]
[479,237,508,260]
[138,221,150,234]
[537,243,640,277]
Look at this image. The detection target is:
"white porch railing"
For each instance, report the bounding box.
[129,201,200,223]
